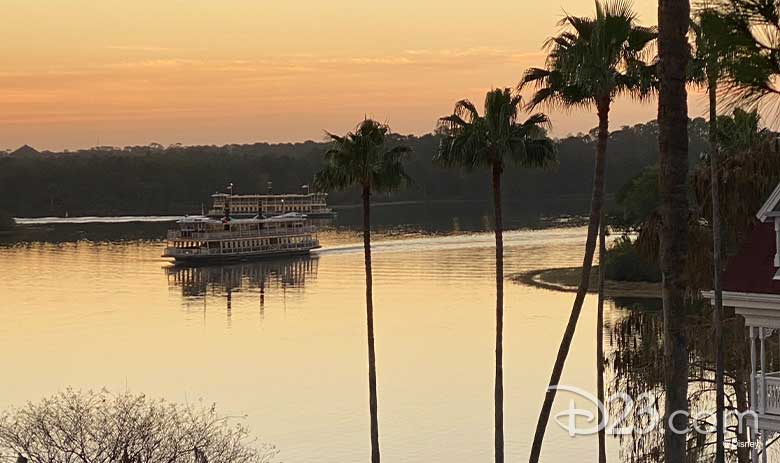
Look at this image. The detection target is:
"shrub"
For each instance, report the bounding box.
[603,235,661,282]
[612,165,660,231]
[0,389,278,463]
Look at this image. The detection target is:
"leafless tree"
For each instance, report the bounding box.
[0,389,278,463]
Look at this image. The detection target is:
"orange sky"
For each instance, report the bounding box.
[1,0,710,151]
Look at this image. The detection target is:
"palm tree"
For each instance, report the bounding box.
[596,215,607,463]
[689,9,738,461]
[435,88,555,463]
[716,107,769,153]
[658,0,691,460]
[313,119,411,463]
[705,0,780,110]
[518,2,656,461]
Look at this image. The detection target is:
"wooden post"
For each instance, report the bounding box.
[750,326,760,463]
[761,328,768,414]
[751,327,757,411]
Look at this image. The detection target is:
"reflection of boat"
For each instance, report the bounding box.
[166,255,319,298]
[163,212,321,263]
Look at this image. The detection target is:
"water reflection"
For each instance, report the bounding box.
[165,256,319,316]
[607,301,756,462]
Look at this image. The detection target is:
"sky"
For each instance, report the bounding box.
[1,0,709,151]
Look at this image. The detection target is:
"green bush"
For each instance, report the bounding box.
[0,210,14,231]
[612,165,660,231]
[604,235,661,282]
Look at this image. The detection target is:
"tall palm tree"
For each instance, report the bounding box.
[435,88,555,463]
[689,9,738,461]
[658,0,691,460]
[314,119,411,463]
[596,215,607,463]
[519,3,656,461]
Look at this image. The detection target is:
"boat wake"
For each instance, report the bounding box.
[15,216,183,225]
[314,226,588,256]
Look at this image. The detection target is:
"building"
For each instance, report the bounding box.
[705,181,780,461]
[10,145,40,156]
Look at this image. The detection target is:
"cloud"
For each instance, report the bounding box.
[2,47,537,83]
[105,45,205,52]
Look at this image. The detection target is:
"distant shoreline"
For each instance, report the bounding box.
[13,196,596,223]
[331,199,487,210]
[331,195,596,209]
[510,266,661,299]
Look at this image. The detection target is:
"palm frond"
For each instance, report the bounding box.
[314,119,412,194]
[437,88,558,173]
[522,0,656,111]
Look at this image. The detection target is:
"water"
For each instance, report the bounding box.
[1,203,657,462]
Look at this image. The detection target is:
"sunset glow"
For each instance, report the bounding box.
[0,0,678,150]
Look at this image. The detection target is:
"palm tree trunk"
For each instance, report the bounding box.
[708,75,725,463]
[492,163,505,463]
[362,186,381,463]
[658,0,691,460]
[529,96,610,463]
[597,214,607,463]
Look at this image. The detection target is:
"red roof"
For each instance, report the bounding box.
[723,222,780,295]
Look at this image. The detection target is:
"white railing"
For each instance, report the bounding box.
[755,373,780,415]
[168,226,316,241]
[206,211,332,217]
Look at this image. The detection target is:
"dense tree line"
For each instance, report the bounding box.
[0,119,708,217]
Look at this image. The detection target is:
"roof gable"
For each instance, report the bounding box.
[723,222,780,295]
[757,181,780,222]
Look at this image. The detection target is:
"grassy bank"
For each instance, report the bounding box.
[510,266,661,298]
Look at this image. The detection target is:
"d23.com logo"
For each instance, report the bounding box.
[551,385,758,437]
[551,385,660,436]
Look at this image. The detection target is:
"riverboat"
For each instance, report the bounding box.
[163,212,320,263]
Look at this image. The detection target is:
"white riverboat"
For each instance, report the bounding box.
[163,212,320,263]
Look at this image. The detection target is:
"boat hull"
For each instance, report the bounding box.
[301,211,337,219]
[163,245,320,264]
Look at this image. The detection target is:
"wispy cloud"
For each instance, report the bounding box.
[0,46,545,132]
[105,45,206,52]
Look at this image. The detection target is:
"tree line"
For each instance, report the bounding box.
[0,119,709,217]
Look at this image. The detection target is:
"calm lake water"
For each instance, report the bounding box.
[1,202,659,462]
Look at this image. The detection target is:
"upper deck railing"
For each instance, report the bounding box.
[168,226,317,241]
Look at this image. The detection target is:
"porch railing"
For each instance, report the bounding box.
[755,372,780,415]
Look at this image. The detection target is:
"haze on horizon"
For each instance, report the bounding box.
[2,0,710,151]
